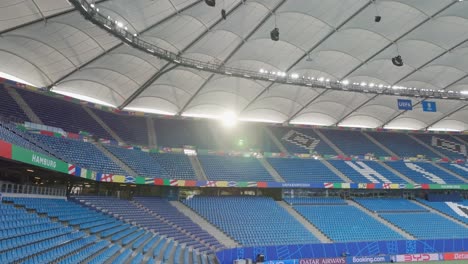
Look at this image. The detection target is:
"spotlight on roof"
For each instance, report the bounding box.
[221,111,237,127]
[392,55,403,67]
[375,16,381,22]
[205,0,215,7]
[221,9,226,20]
[270,27,279,41]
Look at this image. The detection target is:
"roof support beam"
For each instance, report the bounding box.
[31,0,46,24]
[391,38,468,86]
[341,0,458,80]
[178,0,287,115]
[333,94,379,126]
[285,89,328,123]
[424,104,468,130]
[121,0,244,110]
[442,73,468,90]
[240,0,373,115]
[0,0,110,35]
[50,0,202,90]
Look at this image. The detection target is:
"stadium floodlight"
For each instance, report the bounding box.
[221,111,237,127]
[205,0,215,7]
[341,80,349,85]
[291,73,299,79]
[392,55,403,67]
[270,27,279,41]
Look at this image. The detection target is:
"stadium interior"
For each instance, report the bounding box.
[0,1,468,264]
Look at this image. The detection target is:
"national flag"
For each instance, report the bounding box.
[390,184,399,189]
[125,176,135,183]
[178,180,186,186]
[154,178,164,185]
[399,184,407,189]
[422,184,430,189]
[413,184,421,189]
[99,139,111,144]
[68,164,76,175]
[112,175,125,183]
[257,182,267,188]
[205,181,216,187]
[216,181,228,187]
[367,183,375,189]
[185,180,197,187]
[228,181,238,187]
[324,183,334,189]
[170,179,179,186]
[358,183,367,189]
[101,174,113,182]
[247,182,257,187]
[383,183,390,189]
[341,183,350,189]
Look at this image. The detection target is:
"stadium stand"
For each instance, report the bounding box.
[412,134,466,160]
[292,200,404,242]
[367,132,439,158]
[353,198,427,212]
[328,160,406,183]
[0,121,53,156]
[183,196,320,246]
[266,158,342,183]
[385,161,463,184]
[30,134,127,175]
[104,145,170,178]
[354,198,468,239]
[0,86,29,121]
[154,119,218,149]
[134,197,223,251]
[284,197,347,205]
[320,130,387,156]
[15,89,111,139]
[198,155,274,181]
[150,153,197,180]
[270,127,336,155]
[2,196,209,264]
[91,109,149,145]
[438,163,468,179]
[77,196,220,253]
[416,198,468,224]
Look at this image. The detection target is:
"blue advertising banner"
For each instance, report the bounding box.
[397,99,412,110]
[422,101,436,112]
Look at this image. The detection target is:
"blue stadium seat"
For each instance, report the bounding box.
[321,130,388,156]
[198,155,274,181]
[385,161,463,184]
[270,127,336,155]
[367,132,438,158]
[267,158,342,183]
[329,160,406,183]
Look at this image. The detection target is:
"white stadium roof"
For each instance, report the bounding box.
[0,0,468,131]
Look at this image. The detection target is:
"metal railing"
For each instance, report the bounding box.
[0,182,66,197]
[70,0,467,100]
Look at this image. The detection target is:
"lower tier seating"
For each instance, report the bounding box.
[183,196,320,246]
[293,204,404,242]
[353,198,427,212]
[416,199,468,224]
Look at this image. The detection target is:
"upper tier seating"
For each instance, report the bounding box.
[134,197,223,252]
[354,198,427,212]
[77,196,218,253]
[16,89,111,139]
[91,109,148,145]
[198,155,273,181]
[284,197,347,205]
[0,86,29,121]
[328,160,406,183]
[380,212,468,239]
[270,127,336,155]
[154,119,218,149]
[30,134,127,174]
[267,158,342,183]
[367,132,438,158]
[183,196,320,246]
[416,199,468,224]
[104,145,170,178]
[149,153,197,180]
[0,122,51,156]
[294,203,404,242]
[320,130,387,156]
[438,163,468,179]
[385,161,463,184]
[412,134,465,160]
